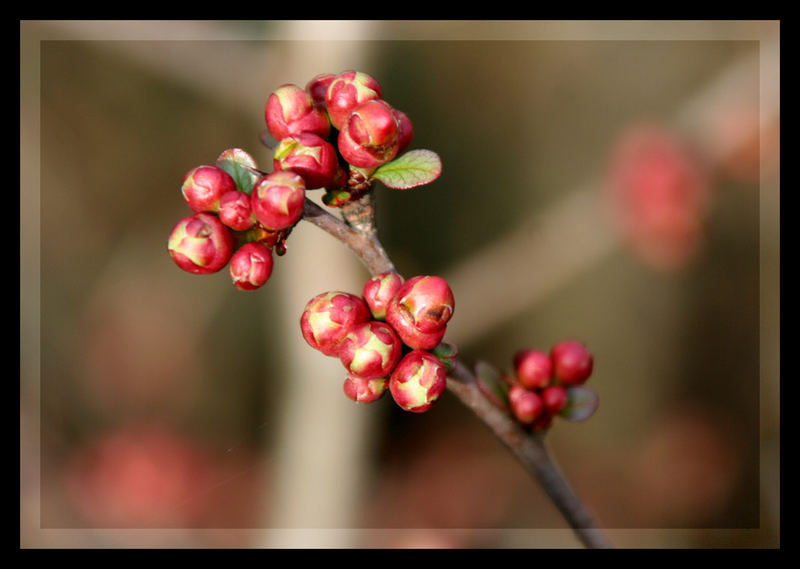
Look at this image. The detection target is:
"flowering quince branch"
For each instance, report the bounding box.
[167,70,610,548]
[301,183,611,549]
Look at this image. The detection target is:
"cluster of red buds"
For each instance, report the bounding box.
[265,70,422,207]
[167,70,600,434]
[167,148,297,291]
[477,340,599,432]
[167,70,442,291]
[300,272,457,413]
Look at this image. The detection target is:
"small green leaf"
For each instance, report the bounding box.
[432,342,458,374]
[372,149,442,190]
[475,360,509,410]
[216,148,260,195]
[559,386,599,422]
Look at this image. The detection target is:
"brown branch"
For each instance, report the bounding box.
[302,197,395,276]
[300,194,613,549]
[448,360,613,549]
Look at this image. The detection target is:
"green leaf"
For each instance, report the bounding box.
[474,360,509,410]
[372,149,442,190]
[216,148,260,195]
[559,386,599,422]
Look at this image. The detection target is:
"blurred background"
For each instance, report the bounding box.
[20,20,779,548]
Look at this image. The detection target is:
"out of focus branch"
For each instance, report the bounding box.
[444,39,779,348]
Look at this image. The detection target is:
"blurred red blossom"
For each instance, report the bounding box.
[606,124,712,271]
[66,424,220,528]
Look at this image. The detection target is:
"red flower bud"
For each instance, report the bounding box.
[273,132,340,190]
[251,171,306,231]
[362,271,404,320]
[229,242,274,291]
[339,321,403,380]
[541,385,568,415]
[324,70,382,130]
[389,350,448,413]
[181,165,236,213]
[168,213,234,274]
[306,73,336,107]
[513,349,553,390]
[386,314,447,351]
[300,291,371,357]
[218,190,256,231]
[343,375,389,404]
[265,83,330,141]
[386,275,455,334]
[393,109,414,155]
[508,384,544,425]
[337,99,401,169]
[551,340,594,385]
[608,125,711,271]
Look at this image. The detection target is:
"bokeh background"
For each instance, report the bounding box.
[20,20,780,548]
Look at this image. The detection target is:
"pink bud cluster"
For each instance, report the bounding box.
[504,340,597,431]
[300,272,456,413]
[168,71,423,288]
[167,148,305,291]
[264,70,415,206]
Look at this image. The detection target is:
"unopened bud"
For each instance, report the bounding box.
[168,213,234,274]
[229,242,274,291]
[273,132,339,189]
[508,384,544,425]
[218,190,256,231]
[385,306,446,350]
[338,99,401,169]
[324,70,382,130]
[386,275,455,334]
[251,171,306,231]
[339,321,403,380]
[306,73,336,107]
[551,340,594,385]
[513,349,553,390]
[265,83,330,141]
[181,165,236,213]
[389,350,448,413]
[300,291,371,357]
[362,271,404,320]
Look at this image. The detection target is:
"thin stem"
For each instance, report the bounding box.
[302,198,395,276]
[300,194,612,549]
[448,360,612,549]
